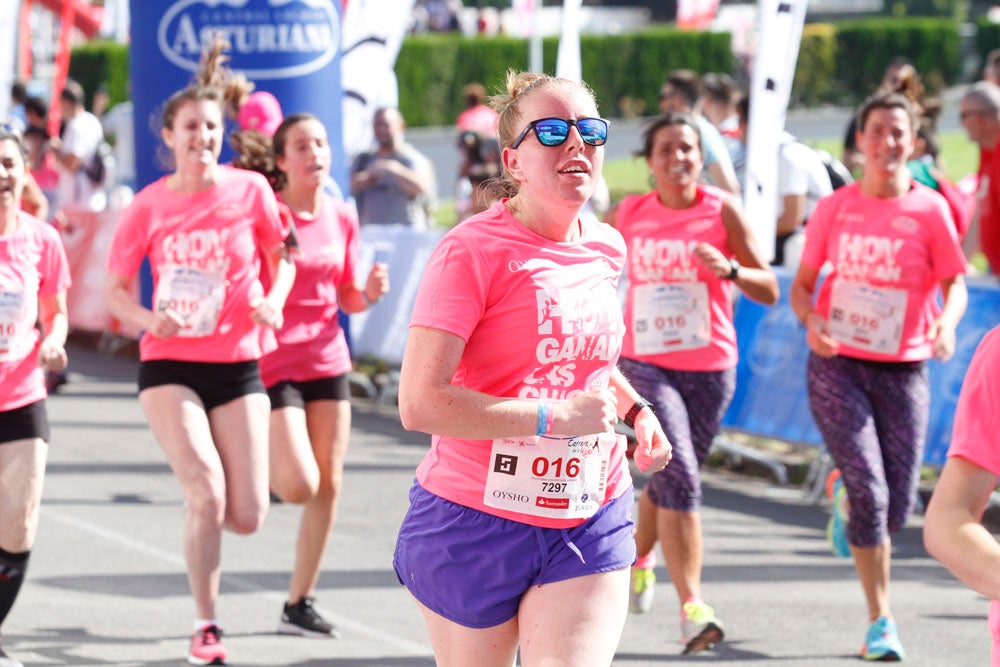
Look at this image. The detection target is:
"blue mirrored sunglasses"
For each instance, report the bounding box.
[510,117,609,149]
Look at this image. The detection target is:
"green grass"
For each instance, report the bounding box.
[604,129,979,202]
[434,129,979,229]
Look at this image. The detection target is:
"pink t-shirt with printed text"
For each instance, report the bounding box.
[106,166,288,363]
[259,194,358,386]
[0,212,71,413]
[800,182,967,362]
[617,186,738,372]
[410,201,633,529]
[945,325,1000,665]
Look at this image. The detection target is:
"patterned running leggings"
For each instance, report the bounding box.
[807,353,929,548]
[619,357,736,512]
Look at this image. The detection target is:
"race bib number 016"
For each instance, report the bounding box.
[828,280,907,355]
[632,282,711,354]
[154,265,226,338]
[484,432,615,520]
[0,290,33,361]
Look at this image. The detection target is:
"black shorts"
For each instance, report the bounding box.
[0,400,50,444]
[138,359,266,411]
[267,374,351,409]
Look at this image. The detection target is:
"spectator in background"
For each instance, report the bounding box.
[93,87,136,192]
[458,161,502,222]
[455,130,501,221]
[700,73,741,138]
[659,70,741,195]
[960,82,1000,274]
[49,79,106,214]
[7,81,28,130]
[456,82,499,136]
[350,107,436,229]
[23,126,58,218]
[421,0,460,31]
[984,48,1000,86]
[734,95,833,267]
[908,119,975,241]
[22,97,48,135]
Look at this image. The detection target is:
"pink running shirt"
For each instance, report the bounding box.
[259,194,358,386]
[617,187,738,371]
[410,201,632,528]
[456,104,499,136]
[946,325,1000,665]
[800,182,967,362]
[106,167,288,363]
[0,211,71,412]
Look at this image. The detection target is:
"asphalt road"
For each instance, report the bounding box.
[1,343,991,666]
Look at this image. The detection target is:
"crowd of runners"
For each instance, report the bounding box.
[1,35,998,667]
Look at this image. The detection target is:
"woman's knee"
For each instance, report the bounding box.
[0,506,38,553]
[184,484,227,528]
[225,499,267,534]
[846,485,890,547]
[887,495,918,534]
[272,469,319,504]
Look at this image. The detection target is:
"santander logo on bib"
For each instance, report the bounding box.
[157,0,340,80]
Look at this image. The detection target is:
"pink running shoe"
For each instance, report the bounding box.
[187,624,226,666]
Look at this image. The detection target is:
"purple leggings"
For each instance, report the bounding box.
[807,353,929,548]
[619,357,736,512]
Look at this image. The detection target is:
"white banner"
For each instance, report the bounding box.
[743,0,808,262]
[0,1,18,121]
[340,0,415,163]
[556,0,582,82]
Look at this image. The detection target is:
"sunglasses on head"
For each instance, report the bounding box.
[510,117,609,149]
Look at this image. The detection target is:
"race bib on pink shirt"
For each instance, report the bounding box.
[0,289,36,361]
[154,264,226,337]
[828,279,907,355]
[631,282,711,354]
[484,432,616,519]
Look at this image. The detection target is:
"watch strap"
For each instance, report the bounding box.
[727,258,740,281]
[623,398,653,429]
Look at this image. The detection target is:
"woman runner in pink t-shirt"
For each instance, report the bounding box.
[924,324,1000,667]
[255,113,389,637]
[103,41,295,666]
[790,91,967,661]
[607,112,778,653]
[0,126,71,667]
[394,71,673,667]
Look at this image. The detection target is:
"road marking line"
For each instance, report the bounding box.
[41,506,434,657]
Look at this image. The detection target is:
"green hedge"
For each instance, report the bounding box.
[793,23,839,107]
[68,40,130,110]
[73,18,972,126]
[833,17,961,101]
[976,18,1000,66]
[395,27,732,126]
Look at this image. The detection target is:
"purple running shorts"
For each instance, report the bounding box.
[393,481,636,628]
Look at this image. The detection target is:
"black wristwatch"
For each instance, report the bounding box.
[726,258,741,281]
[623,398,654,429]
